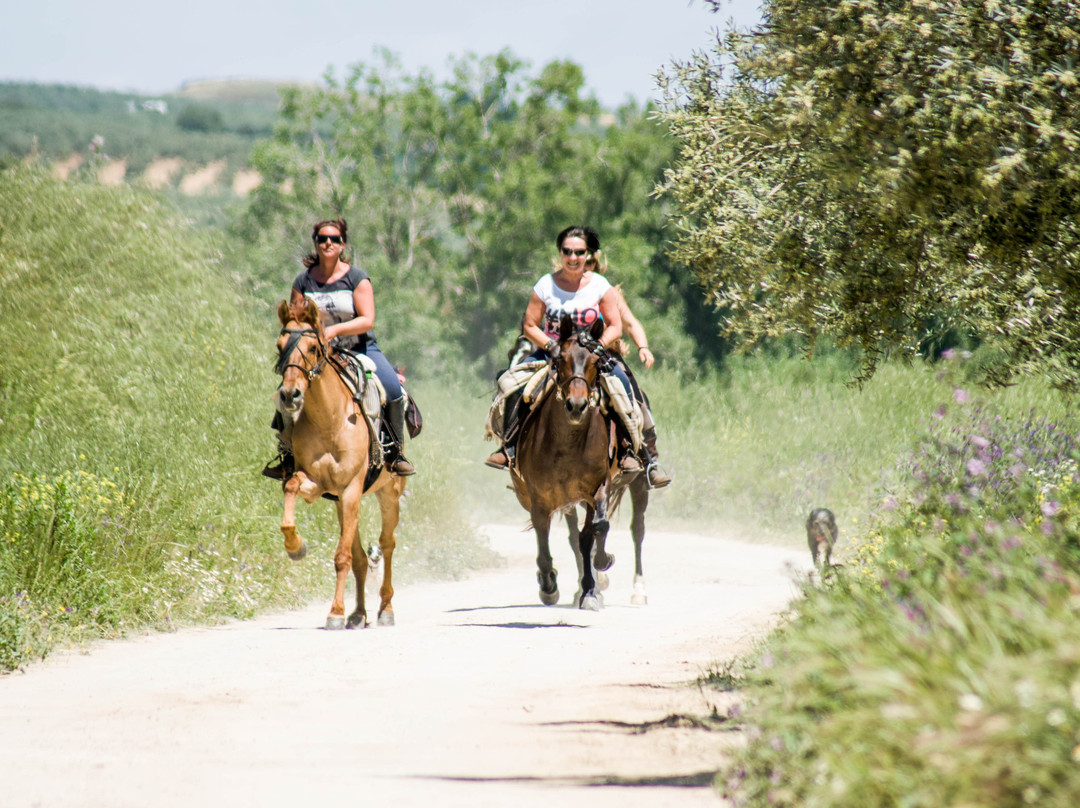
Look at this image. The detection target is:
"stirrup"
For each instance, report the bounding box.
[390,456,416,477]
[261,454,293,480]
[646,461,672,489]
[486,446,514,470]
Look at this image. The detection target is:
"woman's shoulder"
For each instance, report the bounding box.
[584,271,612,295]
[343,264,371,286]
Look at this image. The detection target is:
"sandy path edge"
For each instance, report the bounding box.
[0,524,810,808]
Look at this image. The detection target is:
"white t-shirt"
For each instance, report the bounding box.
[532,272,612,340]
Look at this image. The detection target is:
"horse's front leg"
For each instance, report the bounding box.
[327,481,362,630]
[577,505,600,611]
[629,474,649,606]
[591,482,614,574]
[371,476,405,626]
[566,508,584,600]
[531,505,559,606]
[280,473,308,561]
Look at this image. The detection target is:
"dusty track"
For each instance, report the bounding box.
[0,524,809,808]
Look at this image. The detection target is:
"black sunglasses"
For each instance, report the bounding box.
[561,247,588,257]
[315,234,343,244]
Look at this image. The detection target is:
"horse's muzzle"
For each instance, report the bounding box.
[277,385,304,414]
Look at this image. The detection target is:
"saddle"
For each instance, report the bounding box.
[328,352,424,471]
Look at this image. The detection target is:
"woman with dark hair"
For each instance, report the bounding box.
[263,218,415,479]
[485,226,668,487]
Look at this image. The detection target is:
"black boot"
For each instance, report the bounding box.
[486,389,524,470]
[640,429,671,489]
[262,412,295,480]
[262,447,294,480]
[384,394,416,476]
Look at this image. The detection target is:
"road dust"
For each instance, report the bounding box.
[0,523,809,808]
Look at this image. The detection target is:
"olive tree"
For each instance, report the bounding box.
[660,0,1080,386]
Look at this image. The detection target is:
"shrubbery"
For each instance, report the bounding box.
[723,354,1080,806]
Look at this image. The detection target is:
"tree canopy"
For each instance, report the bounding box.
[659,0,1080,387]
[236,51,725,377]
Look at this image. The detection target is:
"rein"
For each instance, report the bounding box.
[553,336,603,409]
[276,327,328,380]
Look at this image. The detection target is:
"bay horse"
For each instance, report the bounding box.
[510,313,625,610]
[273,297,406,630]
[565,471,650,606]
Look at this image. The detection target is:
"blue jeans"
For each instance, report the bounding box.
[347,339,402,401]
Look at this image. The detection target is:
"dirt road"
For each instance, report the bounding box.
[0,524,809,808]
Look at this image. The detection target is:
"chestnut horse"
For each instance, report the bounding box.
[273,298,406,630]
[510,314,622,610]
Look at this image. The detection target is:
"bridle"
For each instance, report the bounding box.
[553,334,602,409]
[275,326,328,381]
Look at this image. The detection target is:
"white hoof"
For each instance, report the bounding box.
[325,614,346,630]
[596,570,610,591]
[377,610,395,626]
[579,594,601,611]
[631,576,647,606]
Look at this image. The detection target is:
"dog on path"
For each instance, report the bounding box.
[806,508,838,570]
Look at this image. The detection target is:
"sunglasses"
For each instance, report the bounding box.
[561,248,588,257]
[315,234,343,244]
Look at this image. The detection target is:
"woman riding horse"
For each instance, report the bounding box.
[485,226,662,483]
[264,218,415,479]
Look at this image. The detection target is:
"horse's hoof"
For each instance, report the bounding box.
[539,588,560,606]
[287,543,307,561]
[346,612,368,629]
[594,552,614,572]
[596,570,610,591]
[377,610,395,626]
[631,593,648,606]
[579,594,601,611]
[325,614,346,630]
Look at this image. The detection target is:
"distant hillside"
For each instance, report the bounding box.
[0,80,306,197]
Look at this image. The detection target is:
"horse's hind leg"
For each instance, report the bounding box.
[280,474,308,561]
[372,478,404,626]
[629,475,649,606]
[577,505,600,611]
[347,530,370,629]
[531,507,559,606]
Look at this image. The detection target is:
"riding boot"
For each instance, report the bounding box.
[486,388,524,470]
[262,412,295,480]
[383,394,416,476]
[639,430,671,489]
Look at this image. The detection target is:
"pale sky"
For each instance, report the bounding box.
[0,0,760,107]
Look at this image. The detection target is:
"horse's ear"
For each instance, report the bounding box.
[589,317,604,341]
[277,300,291,325]
[303,297,321,326]
[559,312,574,343]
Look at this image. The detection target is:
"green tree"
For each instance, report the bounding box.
[660,0,1080,386]
[176,102,224,132]
[236,50,717,376]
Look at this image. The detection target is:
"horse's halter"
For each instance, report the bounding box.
[553,335,602,410]
[275,326,328,381]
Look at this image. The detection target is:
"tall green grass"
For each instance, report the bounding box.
[0,167,491,671]
[445,349,1065,550]
[711,355,1080,806]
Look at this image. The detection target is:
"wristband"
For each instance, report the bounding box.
[544,339,556,354]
